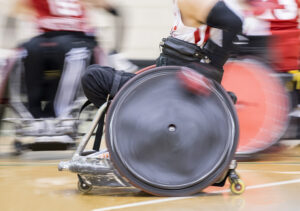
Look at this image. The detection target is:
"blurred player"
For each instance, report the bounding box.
[15,0,123,118]
[243,0,300,110]
[242,0,300,72]
[81,0,244,150]
[222,0,300,149]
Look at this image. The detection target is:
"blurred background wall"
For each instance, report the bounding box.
[0,0,173,60]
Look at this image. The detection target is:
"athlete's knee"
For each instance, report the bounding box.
[81,66,92,90]
[81,64,135,101]
[82,65,113,93]
[81,65,115,107]
[81,64,102,84]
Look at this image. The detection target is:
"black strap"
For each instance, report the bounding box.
[93,101,110,151]
[93,111,106,151]
[110,71,123,97]
[78,100,91,119]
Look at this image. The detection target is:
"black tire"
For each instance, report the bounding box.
[105,66,239,196]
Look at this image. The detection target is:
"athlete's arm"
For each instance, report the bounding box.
[178,0,243,34]
[12,0,36,18]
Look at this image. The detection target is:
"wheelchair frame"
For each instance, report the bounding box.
[58,66,245,196]
[3,47,93,154]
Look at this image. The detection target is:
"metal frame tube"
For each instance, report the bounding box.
[73,102,108,157]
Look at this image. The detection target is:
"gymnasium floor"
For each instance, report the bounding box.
[0,135,300,211]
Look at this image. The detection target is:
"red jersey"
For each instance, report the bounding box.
[250,0,300,71]
[30,0,89,32]
[252,0,299,31]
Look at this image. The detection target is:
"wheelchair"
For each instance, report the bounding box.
[221,34,291,158]
[1,47,95,154]
[222,57,290,157]
[58,66,245,196]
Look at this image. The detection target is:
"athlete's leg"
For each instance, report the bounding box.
[81,64,134,150]
[22,35,48,118]
[39,32,98,116]
[81,64,134,107]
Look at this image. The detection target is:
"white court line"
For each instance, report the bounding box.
[239,170,300,175]
[93,178,300,211]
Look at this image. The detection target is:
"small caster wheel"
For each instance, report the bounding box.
[77,180,92,193]
[13,140,23,156]
[230,179,245,195]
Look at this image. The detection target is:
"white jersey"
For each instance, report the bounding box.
[171,0,221,47]
[170,0,243,47]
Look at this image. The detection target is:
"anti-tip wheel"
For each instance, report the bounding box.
[230,179,245,195]
[77,180,92,194]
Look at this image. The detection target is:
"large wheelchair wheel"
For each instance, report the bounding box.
[222,58,289,156]
[105,66,239,196]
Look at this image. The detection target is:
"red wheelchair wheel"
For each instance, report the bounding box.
[222,58,289,155]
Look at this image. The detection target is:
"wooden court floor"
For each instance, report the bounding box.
[1,136,300,211]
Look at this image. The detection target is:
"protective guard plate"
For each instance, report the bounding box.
[106,66,239,196]
[222,58,289,155]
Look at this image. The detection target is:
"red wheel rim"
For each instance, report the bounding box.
[222,59,289,155]
[136,65,156,74]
